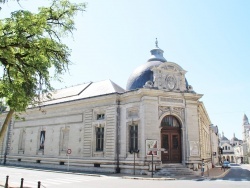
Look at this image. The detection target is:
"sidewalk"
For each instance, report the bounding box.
[108,166,230,180]
[204,166,230,179]
[0,165,231,187]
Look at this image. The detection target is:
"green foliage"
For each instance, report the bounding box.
[0,0,86,112]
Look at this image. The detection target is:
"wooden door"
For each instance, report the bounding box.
[161,130,181,163]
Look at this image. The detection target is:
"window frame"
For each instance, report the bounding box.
[39,130,46,150]
[96,127,104,151]
[129,123,138,152]
[97,114,105,120]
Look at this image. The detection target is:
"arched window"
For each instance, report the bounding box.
[161,115,181,127]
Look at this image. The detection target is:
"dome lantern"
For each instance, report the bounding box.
[148,38,167,62]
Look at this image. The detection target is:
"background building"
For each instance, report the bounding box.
[242,114,250,163]
[220,132,242,163]
[210,125,219,166]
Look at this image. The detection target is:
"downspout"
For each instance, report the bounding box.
[116,98,120,173]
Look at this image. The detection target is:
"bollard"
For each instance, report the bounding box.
[38,181,41,188]
[5,175,9,188]
[20,178,24,188]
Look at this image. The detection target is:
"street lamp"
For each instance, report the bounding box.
[130,149,139,175]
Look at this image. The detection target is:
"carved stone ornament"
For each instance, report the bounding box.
[127,107,139,119]
[151,62,188,92]
[166,75,176,90]
[159,106,185,121]
[143,80,153,88]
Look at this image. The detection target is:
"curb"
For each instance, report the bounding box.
[210,168,230,179]
[122,176,176,181]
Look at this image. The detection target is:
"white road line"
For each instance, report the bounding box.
[22,180,39,187]
[241,179,248,181]
[44,178,75,184]
[16,176,105,187]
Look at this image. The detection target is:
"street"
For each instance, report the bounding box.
[0,165,249,188]
[219,163,250,181]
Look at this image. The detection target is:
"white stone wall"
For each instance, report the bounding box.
[0,88,213,173]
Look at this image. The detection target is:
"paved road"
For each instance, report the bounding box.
[195,163,250,182]
[1,165,250,188]
[0,166,119,188]
[220,163,250,181]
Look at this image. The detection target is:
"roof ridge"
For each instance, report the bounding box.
[108,79,125,93]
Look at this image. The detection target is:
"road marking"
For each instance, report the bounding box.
[22,180,39,187]
[37,176,106,186]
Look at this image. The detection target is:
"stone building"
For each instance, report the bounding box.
[0,42,213,174]
[242,114,250,163]
[210,125,220,166]
[220,132,242,163]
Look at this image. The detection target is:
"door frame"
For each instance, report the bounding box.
[161,126,182,163]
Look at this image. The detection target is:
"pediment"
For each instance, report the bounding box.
[150,62,188,92]
[152,62,187,74]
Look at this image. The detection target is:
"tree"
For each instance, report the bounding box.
[0,0,86,143]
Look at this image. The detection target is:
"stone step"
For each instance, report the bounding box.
[155,164,200,177]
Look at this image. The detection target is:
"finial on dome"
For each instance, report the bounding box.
[148,38,166,62]
[155,38,158,48]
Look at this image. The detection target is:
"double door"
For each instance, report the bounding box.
[161,130,181,163]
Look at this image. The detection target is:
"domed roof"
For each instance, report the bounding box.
[126,40,190,91]
[126,39,166,91]
[221,132,229,141]
[231,133,239,141]
[221,135,229,141]
[126,61,163,91]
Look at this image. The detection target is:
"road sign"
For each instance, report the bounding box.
[67,149,72,155]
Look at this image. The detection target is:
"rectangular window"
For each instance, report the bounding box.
[97,114,105,120]
[130,125,138,151]
[96,127,104,151]
[39,131,46,150]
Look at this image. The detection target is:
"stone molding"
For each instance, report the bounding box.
[151,62,187,92]
[158,106,185,121]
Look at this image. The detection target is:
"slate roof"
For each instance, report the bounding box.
[221,136,229,141]
[40,80,125,106]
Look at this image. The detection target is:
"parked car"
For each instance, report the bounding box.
[222,161,231,168]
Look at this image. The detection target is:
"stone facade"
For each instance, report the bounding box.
[0,44,213,174]
[242,114,250,163]
[210,125,219,166]
[219,132,242,163]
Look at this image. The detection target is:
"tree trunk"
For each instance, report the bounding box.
[0,109,14,144]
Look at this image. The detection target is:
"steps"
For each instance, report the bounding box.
[155,163,200,178]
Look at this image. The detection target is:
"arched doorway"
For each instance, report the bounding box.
[161,115,182,163]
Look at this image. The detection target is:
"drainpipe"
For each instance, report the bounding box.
[115,99,120,173]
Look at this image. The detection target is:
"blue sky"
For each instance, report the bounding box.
[1,0,250,140]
